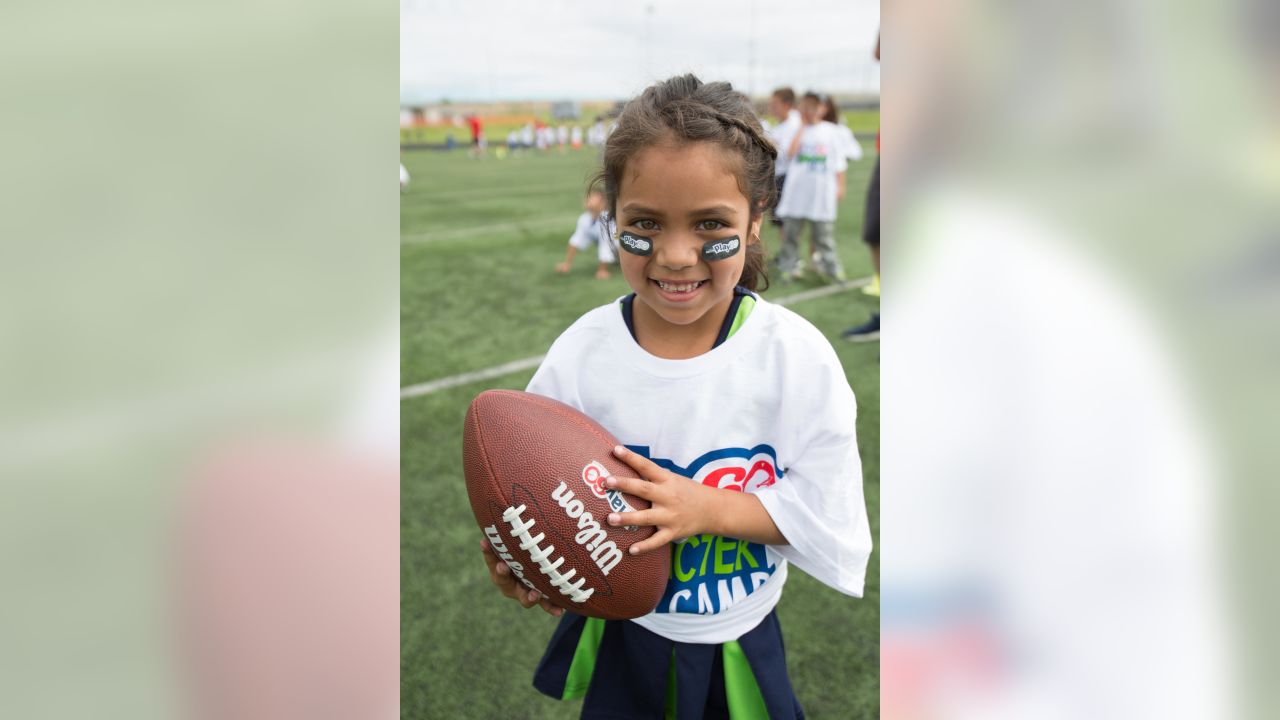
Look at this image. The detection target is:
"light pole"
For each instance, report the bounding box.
[748,0,757,98]
[644,3,654,80]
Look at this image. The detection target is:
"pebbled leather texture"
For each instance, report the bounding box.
[463,389,670,619]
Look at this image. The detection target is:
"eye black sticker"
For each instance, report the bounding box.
[701,236,741,261]
[617,232,742,261]
[618,231,653,256]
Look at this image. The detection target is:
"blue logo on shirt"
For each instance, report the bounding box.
[627,445,784,615]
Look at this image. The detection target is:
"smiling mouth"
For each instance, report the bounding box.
[652,279,707,293]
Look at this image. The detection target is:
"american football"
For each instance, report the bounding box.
[462,389,670,620]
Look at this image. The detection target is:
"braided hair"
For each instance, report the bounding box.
[594,74,777,291]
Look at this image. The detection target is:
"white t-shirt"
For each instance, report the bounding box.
[774,121,849,222]
[525,297,871,644]
[566,211,617,263]
[768,109,802,177]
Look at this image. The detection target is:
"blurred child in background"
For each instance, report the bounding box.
[555,189,617,280]
[775,92,848,282]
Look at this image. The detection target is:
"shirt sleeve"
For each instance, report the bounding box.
[525,348,568,401]
[753,350,872,596]
[525,324,590,408]
[842,126,863,162]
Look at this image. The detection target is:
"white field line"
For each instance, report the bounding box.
[770,276,871,306]
[400,276,872,400]
[400,355,547,399]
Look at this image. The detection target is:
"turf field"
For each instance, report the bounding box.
[401,145,880,718]
[400,108,880,146]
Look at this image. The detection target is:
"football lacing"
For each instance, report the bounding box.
[502,504,595,603]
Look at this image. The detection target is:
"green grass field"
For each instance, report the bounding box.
[400,108,879,146]
[401,145,879,718]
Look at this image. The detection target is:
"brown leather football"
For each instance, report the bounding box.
[463,389,669,620]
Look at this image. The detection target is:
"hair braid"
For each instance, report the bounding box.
[710,110,778,164]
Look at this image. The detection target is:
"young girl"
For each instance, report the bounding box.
[775,92,849,282]
[480,74,872,719]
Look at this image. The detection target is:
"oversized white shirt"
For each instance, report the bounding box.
[768,109,803,177]
[774,121,849,222]
[526,297,872,643]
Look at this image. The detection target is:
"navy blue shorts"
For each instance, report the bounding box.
[862,159,879,247]
[533,609,804,719]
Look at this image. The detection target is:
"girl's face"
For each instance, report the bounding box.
[801,98,822,123]
[615,140,760,345]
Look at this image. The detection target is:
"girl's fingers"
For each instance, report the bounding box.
[479,538,498,568]
[611,445,666,481]
[628,530,671,556]
[607,509,657,528]
[604,474,656,499]
[539,597,564,617]
[489,564,515,592]
[485,536,563,615]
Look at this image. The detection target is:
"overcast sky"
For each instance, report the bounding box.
[401,0,879,104]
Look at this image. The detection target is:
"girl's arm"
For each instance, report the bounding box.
[707,484,788,545]
[556,244,578,272]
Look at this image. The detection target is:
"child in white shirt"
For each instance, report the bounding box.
[774,92,849,281]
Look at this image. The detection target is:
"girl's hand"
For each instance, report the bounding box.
[479,538,564,617]
[603,445,722,555]
[605,445,788,552]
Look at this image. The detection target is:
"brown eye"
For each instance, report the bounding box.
[696,220,726,231]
